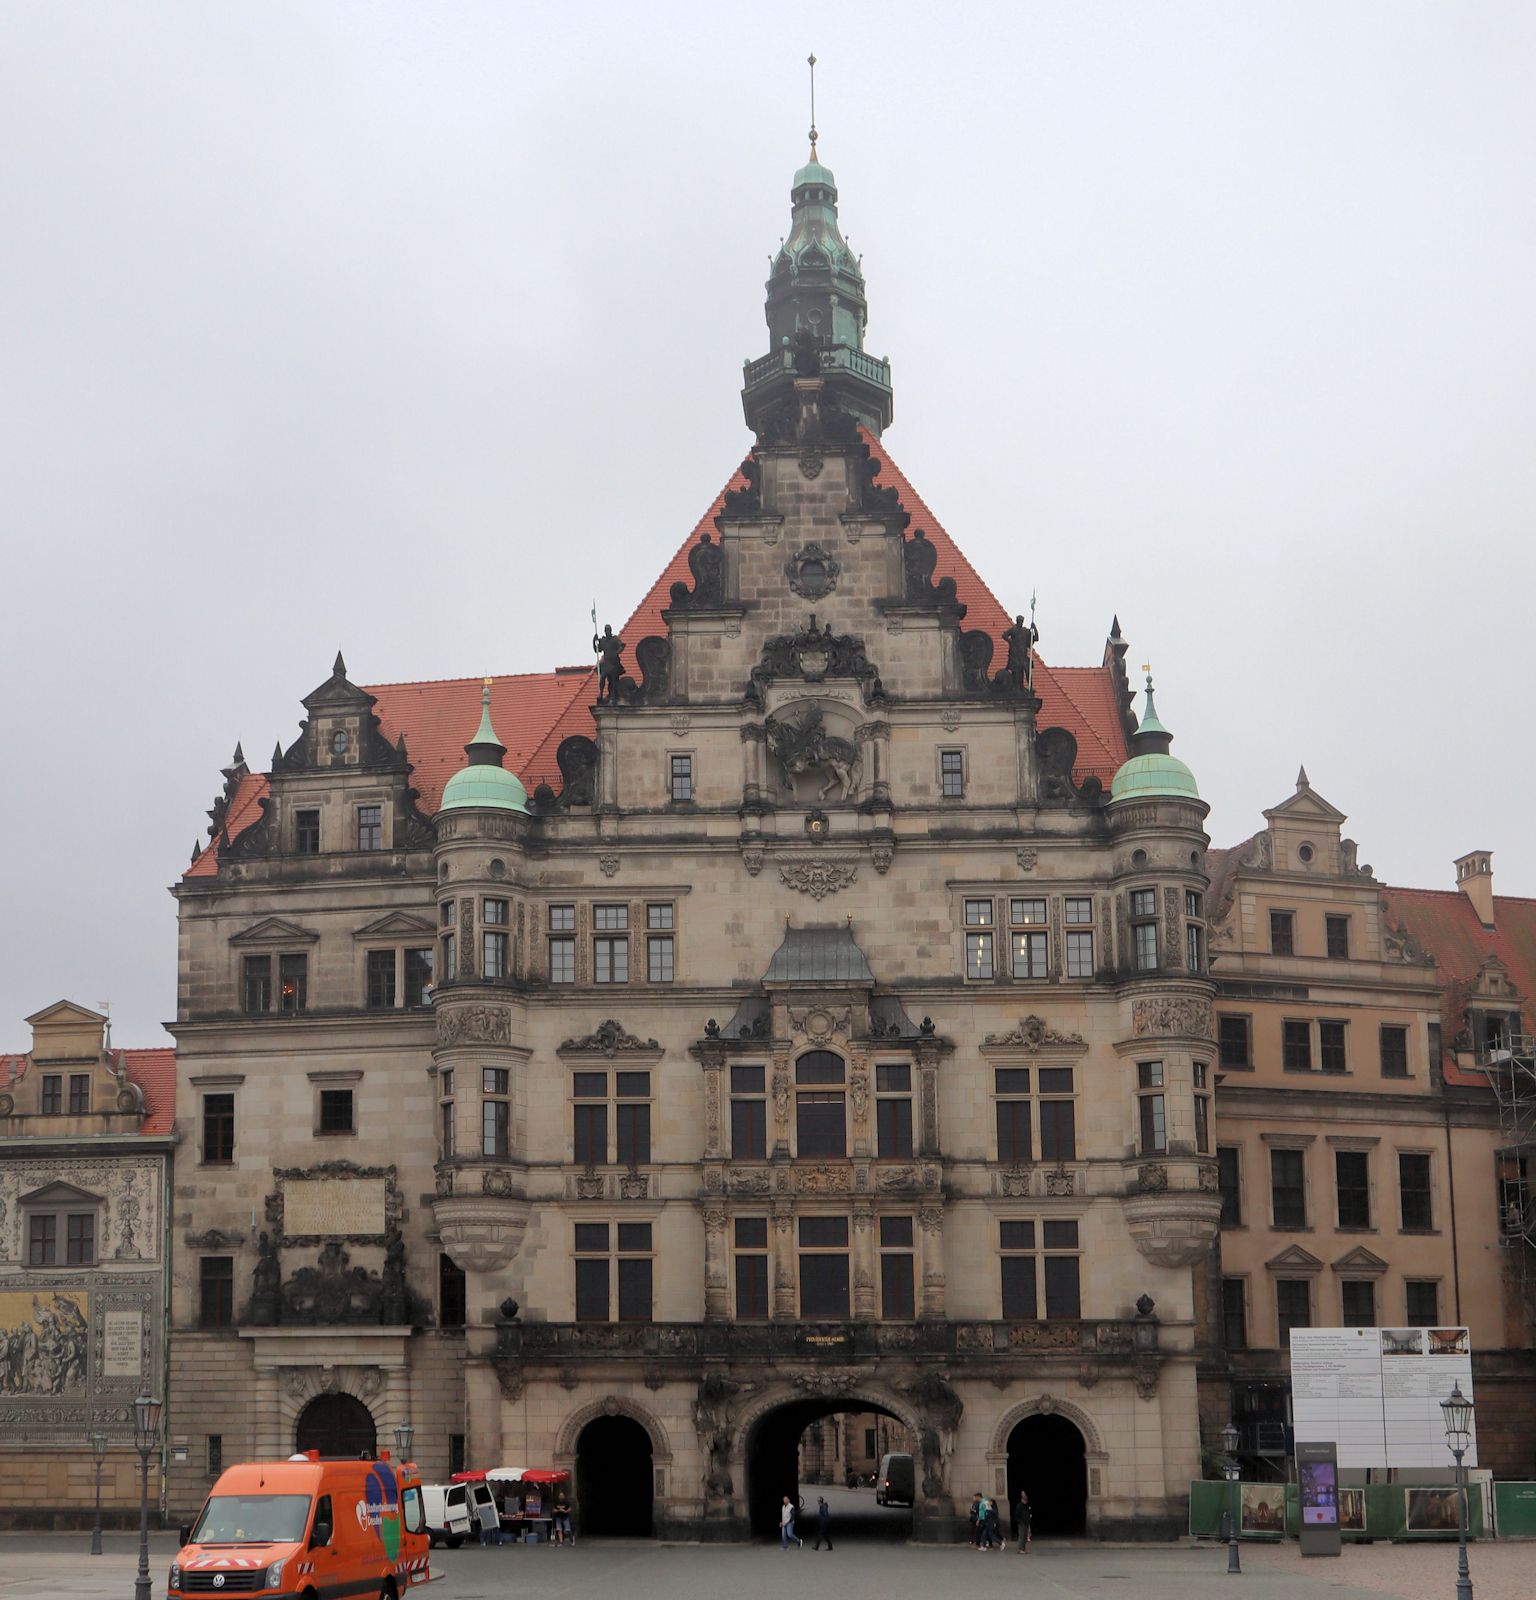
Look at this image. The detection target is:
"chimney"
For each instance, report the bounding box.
[1454,851,1496,928]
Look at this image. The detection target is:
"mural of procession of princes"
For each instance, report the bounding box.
[0,1291,90,1396]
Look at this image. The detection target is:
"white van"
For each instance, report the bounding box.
[420,1482,473,1547]
[464,1480,501,1540]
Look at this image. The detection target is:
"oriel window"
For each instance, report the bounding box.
[730,1065,767,1160]
[734,1217,769,1319]
[798,1216,850,1318]
[879,1216,915,1319]
[875,1064,914,1158]
[795,1052,846,1158]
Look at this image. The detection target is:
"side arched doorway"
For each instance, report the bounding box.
[1007,1413,1087,1536]
[295,1393,377,1459]
[575,1415,653,1536]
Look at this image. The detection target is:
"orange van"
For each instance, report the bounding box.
[169,1451,433,1599]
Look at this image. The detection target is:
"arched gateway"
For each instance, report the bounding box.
[294,1393,377,1459]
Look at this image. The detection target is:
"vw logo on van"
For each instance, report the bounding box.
[212,1579,225,1590]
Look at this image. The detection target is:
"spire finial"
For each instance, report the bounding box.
[1297,764,1310,790]
[807,53,818,157]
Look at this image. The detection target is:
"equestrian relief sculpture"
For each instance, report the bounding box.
[764,707,862,802]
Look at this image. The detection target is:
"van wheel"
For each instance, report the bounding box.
[444,1534,463,1549]
[378,1581,397,1600]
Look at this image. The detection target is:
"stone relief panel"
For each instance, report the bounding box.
[0,1158,163,1265]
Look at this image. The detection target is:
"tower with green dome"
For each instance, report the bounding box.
[1110,675,1200,803]
[438,680,529,815]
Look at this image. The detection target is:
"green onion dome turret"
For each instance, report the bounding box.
[438,679,529,814]
[1109,674,1200,802]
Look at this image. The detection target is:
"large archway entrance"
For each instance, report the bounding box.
[745,1398,913,1541]
[575,1415,653,1536]
[1007,1413,1087,1536]
[294,1393,377,1459]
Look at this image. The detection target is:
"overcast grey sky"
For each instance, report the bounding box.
[3,3,1532,1046]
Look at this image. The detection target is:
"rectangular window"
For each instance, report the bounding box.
[1065,930,1094,978]
[573,1072,608,1165]
[357,804,383,851]
[1218,1146,1242,1226]
[1399,1152,1433,1230]
[730,1064,766,1159]
[441,900,455,927]
[1219,1015,1252,1070]
[594,936,629,984]
[1065,896,1093,925]
[1342,1280,1376,1328]
[615,1071,651,1165]
[1133,922,1159,971]
[617,1223,653,1321]
[278,953,307,1013]
[1380,1026,1410,1078]
[647,935,675,983]
[482,1099,510,1159]
[548,936,575,984]
[1137,1062,1166,1155]
[594,904,628,931]
[1326,915,1350,959]
[964,898,993,925]
[574,1223,610,1321]
[734,1217,769,1318]
[438,1252,467,1328]
[482,929,509,979]
[549,904,576,931]
[203,1092,235,1164]
[1012,930,1048,979]
[1010,898,1047,926]
[68,1074,90,1114]
[1336,1150,1371,1228]
[1000,1218,1037,1320]
[440,1099,455,1160]
[366,949,397,1009]
[1038,1067,1076,1160]
[441,933,457,982]
[880,1215,915,1319]
[483,897,508,925]
[1186,923,1205,972]
[1271,1148,1307,1229]
[1194,1093,1211,1154]
[1319,1020,1348,1074]
[1186,890,1203,919]
[995,1068,1032,1163]
[1042,1219,1081,1318]
[319,1088,354,1135]
[208,1436,224,1477]
[1221,1278,1247,1349]
[966,931,995,980]
[796,1055,846,1157]
[1277,1278,1312,1341]
[295,809,320,854]
[40,1074,62,1114]
[65,1213,95,1266]
[1405,1280,1439,1326]
[242,955,272,1015]
[940,749,965,798]
[448,1435,466,1477]
[646,903,674,930]
[670,753,694,803]
[875,1064,913,1158]
[404,947,433,1007]
[1130,889,1156,918]
[199,1256,234,1329]
[27,1214,56,1266]
[1270,910,1295,955]
[799,1216,850,1318]
[1283,1019,1313,1072]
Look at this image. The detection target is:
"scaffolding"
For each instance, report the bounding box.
[1475,1035,1536,1329]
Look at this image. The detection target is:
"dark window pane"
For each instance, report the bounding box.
[199,1256,234,1329]
[1134,923,1158,970]
[575,1258,610,1321]
[940,750,964,798]
[1319,1021,1348,1074]
[999,1220,1036,1250]
[1139,1094,1167,1155]
[278,953,306,1013]
[880,1216,914,1248]
[482,1099,510,1158]
[1326,916,1350,959]
[799,1253,849,1318]
[876,1064,911,1093]
[1137,1061,1164,1089]
[1380,1026,1409,1078]
[319,1089,354,1134]
[796,1051,845,1085]
[1039,1100,1076,1161]
[1130,889,1156,918]
[242,955,272,1015]
[732,1065,765,1094]
[1342,1280,1375,1327]
[1218,1146,1242,1226]
[357,805,383,850]
[1405,1280,1439,1326]
[670,754,693,803]
[40,1075,62,1114]
[28,1214,57,1266]
[880,1253,915,1319]
[1043,1255,1081,1318]
[68,1074,91,1114]
[616,1071,649,1098]
[203,1093,235,1164]
[1400,1153,1433,1229]
[1283,1021,1312,1072]
[1271,1149,1307,1229]
[1219,1015,1252,1070]
[617,1258,652,1321]
[572,1072,606,1098]
[1194,1095,1211,1154]
[995,1068,1031,1095]
[996,1100,1032,1164]
[1001,1256,1037,1319]
[1042,1220,1079,1249]
[1336,1151,1371,1228]
[573,1223,609,1252]
[1012,930,1048,978]
[295,809,320,854]
[735,1217,768,1249]
[735,1253,768,1318]
[1270,911,1294,956]
[403,948,434,1006]
[799,1217,849,1248]
[65,1213,95,1265]
[616,1103,651,1165]
[877,1098,913,1158]
[438,1253,467,1328]
[573,1104,607,1165]
[1277,1279,1311,1340]
[797,1093,846,1158]
[1221,1278,1247,1349]
[366,949,396,1008]
[731,1099,766,1160]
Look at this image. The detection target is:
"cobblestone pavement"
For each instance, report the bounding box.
[1,1530,1526,1600]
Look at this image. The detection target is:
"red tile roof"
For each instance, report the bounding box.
[187,438,1129,875]
[0,1047,176,1135]
[1379,885,1536,1087]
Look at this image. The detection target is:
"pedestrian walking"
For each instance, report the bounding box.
[968,1491,983,1547]
[813,1494,833,1551]
[780,1494,803,1549]
[984,1495,1003,1551]
[1013,1488,1032,1554]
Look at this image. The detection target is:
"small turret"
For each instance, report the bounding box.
[438,680,529,814]
[1109,674,1200,802]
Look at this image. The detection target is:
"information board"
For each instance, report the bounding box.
[1290,1327,1476,1468]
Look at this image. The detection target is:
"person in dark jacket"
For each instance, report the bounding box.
[1012,1489,1032,1553]
[813,1494,833,1551]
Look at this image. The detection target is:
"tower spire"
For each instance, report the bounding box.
[807,53,818,158]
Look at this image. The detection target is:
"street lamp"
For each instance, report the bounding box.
[88,1430,109,1556]
[1220,1421,1241,1575]
[394,1421,415,1460]
[1440,1383,1474,1600]
[132,1395,162,1600]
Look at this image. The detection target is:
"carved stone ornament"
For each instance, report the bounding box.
[1016,848,1038,871]
[497,1363,524,1403]
[1197,1163,1221,1193]
[1135,1358,1160,1401]
[1000,1165,1033,1198]
[598,854,620,877]
[1132,997,1213,1040]
[871,842,894,876]
[1044,1169,1076,1197]
[798,453,824,479]
[750,615,879,704]
[765,707,862,802]
[670,713,691,733]
[779,860,858,900]
[983,1015,1086,1051]
[796,1166,852,1195]
[1138,1163,1169,1193]
[482,1168,514,1198]
[788,1005,851,1045]
[185,1228,246,1251]
[940,708,962,733]
[575,1172,604,1200]
[785,542,842,600]
[437,1005,511,1047]
[742,846,765,877]
[560,1019,660,1056]
[618,1172,649,1200]
[1036,1392,1058,1416]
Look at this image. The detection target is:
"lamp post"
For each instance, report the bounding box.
[132,1395,162,1600]
[1440,1383,1474,1600]
[88,1430,108,1556]
[394,1420,415,1461]
[1220,1421,1242,1575]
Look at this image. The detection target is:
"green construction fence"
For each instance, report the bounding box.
[1189,1479,1488,1541]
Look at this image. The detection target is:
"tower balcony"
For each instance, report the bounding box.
[431,1162,529,1274]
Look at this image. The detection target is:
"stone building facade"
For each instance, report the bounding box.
[0,1002,175,1526]
[165,143,1226,1538]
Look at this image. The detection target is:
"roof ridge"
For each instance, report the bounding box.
[363,669,579,691]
